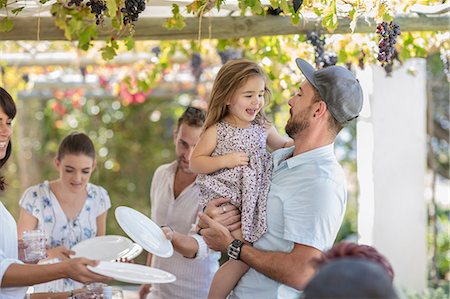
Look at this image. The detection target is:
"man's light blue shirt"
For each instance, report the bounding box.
[230,144,347,299]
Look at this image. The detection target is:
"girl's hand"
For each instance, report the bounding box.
[47,246,75,261]
[224,152,249,168]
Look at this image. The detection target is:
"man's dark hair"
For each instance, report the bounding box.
[302,259,399,299]
[177,106,206,131]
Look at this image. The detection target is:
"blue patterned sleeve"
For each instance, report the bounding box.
[95,185,112,216]
[18,186,41,217]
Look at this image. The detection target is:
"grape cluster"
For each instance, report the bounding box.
[217,48,242,64]
[151,46,161,57]
[306,32,337,68]
[376,21,401,66]
[121,0,146,26]
[191,53,203,83]
[86,0,107,25]
[67,0,83,6]
[266,6,283,15]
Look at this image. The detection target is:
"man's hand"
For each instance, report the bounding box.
[198,212,234,252]
[139,284,151,299]
[201,197,241,231]
[47,246,75,261]
[223,152,249,168]
[64,258,111,284]
[161,226,174,241]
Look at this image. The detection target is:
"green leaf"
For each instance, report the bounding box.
[290,13,300,25]
[0,17,13,32]
[349,10,361,33]
[321,0,338,32]
[376,1,393,22]
[101,45,117,60]
[269,0,278,9]
[11,7,24,14]
[78,24,97,50]
[111,16,121,30]
[322,12,338,32]
[280,0,289,13]
[39,0,50,4]
[106,0,117,17]
[0,0,7,9]
[124,35,135,51]
[164,4,186,29]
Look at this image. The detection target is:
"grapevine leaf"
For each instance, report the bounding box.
[0,17,13,32]
[102,44,117,60]
[293,0,302,13]
[11,7,24,14]
[164,4,186,29]
[350,10,361,33]
[106,0,117,17]
[124,35,135,51]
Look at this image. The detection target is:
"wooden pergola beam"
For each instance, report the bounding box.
[0,14,448,41]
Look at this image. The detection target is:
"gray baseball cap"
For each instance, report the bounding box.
[295,58,363,124]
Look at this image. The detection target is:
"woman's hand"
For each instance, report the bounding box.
[47,246,75,261]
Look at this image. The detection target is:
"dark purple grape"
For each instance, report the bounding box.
[217,48,242,64]
[306,32,337,68]
[191,53,203,82]
[376,20,401,73]
[68,0,83,6]
[86,0,107,25]
[122,0,146,26]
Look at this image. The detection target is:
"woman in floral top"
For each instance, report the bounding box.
[17,132,111,292]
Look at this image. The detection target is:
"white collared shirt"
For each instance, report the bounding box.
[0,201,28,299]
[148,161,220,299]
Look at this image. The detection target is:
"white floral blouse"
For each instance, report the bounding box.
[19,180,111,292]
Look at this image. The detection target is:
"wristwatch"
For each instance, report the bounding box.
[227,239,244,260]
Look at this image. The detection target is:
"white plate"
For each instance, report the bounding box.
[71,235,143,261]
[87,261,176,284]
[115,206,173,258]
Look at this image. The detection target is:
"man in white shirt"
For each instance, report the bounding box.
[139,107,221,299]
[199,58,364,298]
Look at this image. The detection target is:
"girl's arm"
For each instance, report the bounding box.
[17,208,38,238]
[190,125,249,174]
[95,211,107,236]
[18,208,74,261]
[266,125,293,151]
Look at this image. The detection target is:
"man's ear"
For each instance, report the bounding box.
[314,101,328,118]
[173,128,178,145]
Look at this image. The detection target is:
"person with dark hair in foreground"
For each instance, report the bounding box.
[315,241,394,281]
[302,258,399,299]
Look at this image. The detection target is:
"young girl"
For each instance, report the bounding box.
[17,132,111,293]
[190,59,292,298]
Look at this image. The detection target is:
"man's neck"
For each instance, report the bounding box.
[292,129,335,156]
[173,167,197,199]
